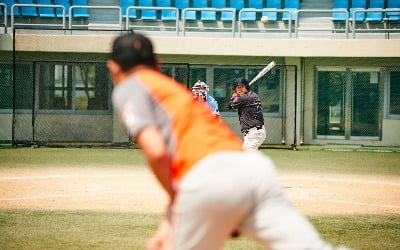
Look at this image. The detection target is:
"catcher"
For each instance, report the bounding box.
[191,80,220,118]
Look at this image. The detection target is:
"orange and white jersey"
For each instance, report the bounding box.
[112,68,243,180]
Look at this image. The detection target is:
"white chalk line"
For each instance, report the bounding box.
[280,176,400,187]
[324,200,400,209]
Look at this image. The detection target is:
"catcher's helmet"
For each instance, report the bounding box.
[192,80,209,92]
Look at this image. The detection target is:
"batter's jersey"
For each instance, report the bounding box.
[230,91,264,133]
[112,68,243,180]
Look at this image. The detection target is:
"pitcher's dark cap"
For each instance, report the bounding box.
[110,33,157,71]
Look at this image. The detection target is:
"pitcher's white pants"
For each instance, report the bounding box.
[243,126,266,150]
[171,150,335,250]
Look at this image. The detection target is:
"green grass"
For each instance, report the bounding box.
[0,210,399,250]
[1,148,399,175]
[0,147,147,168]
[265,150,400,176]
[0,148,399,249]
[310,215,400,250]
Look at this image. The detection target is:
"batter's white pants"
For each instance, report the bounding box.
[171,150,336,250]
[243,126,267,150]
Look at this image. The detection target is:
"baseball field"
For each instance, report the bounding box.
[0,147,399,249]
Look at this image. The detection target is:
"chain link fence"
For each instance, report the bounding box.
[3,28,295,148]
[3,28,399,148]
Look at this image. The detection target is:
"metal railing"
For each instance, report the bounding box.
[182,8,236,37]
[238,9,292,38]
[2,5,400,39]
[11,4,66,29]
[295,9,349,38]
[352,8,400,38]
[69,5,122,30]
[126,6,179,36]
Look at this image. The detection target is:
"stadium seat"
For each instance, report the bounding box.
[282,0,299,22]
[37,0,55,18]
[384,0,400,21]
[71,0,89,18]
[121,0,136,19]
[1,0,20,16]
[189,0,213,22]
[157,0,176,21]
[263,0,282,22]
[366,0,384,22]
[54,0,70,18]
[138,0,156,20]
[181,0,196,20]
[19,0,38,17]
[221,0,244,22]
[349,0,366,22]
[332,0,348,22]
[200,0,222,22]
[241,0,263,22]
[175,0,192,20]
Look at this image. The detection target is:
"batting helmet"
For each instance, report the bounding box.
[234,77,250,90]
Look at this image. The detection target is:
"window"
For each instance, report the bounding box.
[316,67,381,139]
[0,63,13,109]
[16,64,34,110]
[37,62,110,111]
[316,70,346,136]
[389,70,400,116]
[160,64,189,88]
[248,67,281,113]
[190,67,207,87]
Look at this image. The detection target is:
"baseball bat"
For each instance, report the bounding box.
[248,61,276,86]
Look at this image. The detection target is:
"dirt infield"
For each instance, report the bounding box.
[1,167,399,215]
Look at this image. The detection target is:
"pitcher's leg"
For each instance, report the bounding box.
[239,152,334,250]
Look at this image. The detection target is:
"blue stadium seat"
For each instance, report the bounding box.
[139,0,156,21]
[121,0,136,19]
[1,0,20,16]
[282,0,299,22]
[263,0,282,22]
[37,0,55,18]
[190,0,213,22]
[157,0,176,21]
[385,0,400,21]
[175,0,193,20]
[72,0,89,18]
[221,0,244,22]
[54,0,70,18]
[366,0,384,22]
[241,0,263,22]
[19,0,38,17]
[200,0,221,21]
[349,0,366,22]
[332,0,348,22]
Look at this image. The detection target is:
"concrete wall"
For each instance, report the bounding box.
[4,33,400,58]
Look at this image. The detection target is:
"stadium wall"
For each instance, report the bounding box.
[1,33,400,147]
